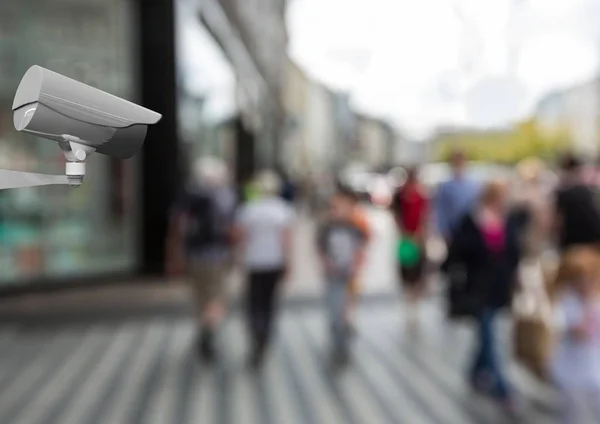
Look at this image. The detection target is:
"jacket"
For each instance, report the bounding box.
[442,210,522,317]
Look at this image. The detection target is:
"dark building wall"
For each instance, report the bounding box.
[235,117,256,185]
[137,0,180,276]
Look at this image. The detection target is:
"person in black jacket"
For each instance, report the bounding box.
[554,153,600,253]
[442,180,522,413]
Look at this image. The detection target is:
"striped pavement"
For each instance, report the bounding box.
[0,300,562,424]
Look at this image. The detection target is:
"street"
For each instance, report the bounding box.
[0,206,563,424]
[0,300,559,424]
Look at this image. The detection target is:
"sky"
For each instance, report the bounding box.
[287,0,600,139]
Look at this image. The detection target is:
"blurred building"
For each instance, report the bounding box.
[535,78,600,158]
[282,59,310,177]
[330,91,357,169]
[175,0,238,175]
[282,59,355,177]
[0,0,149,288]
[398,139,430,165]
[201,0,288,176]
[303,78,338,173]
[0,0,291,292]
[355,114,396,169]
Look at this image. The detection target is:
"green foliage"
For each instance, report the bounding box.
[435,118,572,164]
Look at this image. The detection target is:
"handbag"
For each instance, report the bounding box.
[512,258,554,381]
[397,237,421,267]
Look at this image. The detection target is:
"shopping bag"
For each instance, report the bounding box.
[397,237,420,267]
[512,259,555,382]
[513,317,553,381]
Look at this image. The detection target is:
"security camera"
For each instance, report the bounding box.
[1,65,162,189]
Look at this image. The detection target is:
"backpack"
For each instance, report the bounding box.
[183,190,227,249]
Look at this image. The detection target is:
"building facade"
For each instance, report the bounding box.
[535,78,600,158]
[355,114,396,169]
[0,0,145,287]
[201,0,288,173]
[281,60,356,177]
[0,0,287,293]
[175,0,238,175]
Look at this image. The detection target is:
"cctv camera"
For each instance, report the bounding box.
[0,65,162,190]
[12,65,161,159]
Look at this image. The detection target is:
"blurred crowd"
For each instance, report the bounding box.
[166,151,600,423]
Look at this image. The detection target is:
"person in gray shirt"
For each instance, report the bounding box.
[317,188,368,365]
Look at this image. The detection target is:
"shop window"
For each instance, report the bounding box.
[0,0,139,284]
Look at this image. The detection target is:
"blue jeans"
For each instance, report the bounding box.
[326,279,350,355]
[469,309,511,399]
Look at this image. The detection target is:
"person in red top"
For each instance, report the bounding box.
[392,166,429,331]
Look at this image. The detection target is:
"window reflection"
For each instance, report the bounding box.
[0,0,138,283]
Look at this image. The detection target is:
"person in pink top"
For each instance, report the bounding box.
[442,180,523,414]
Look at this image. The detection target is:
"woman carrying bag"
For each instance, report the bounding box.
[511,158,556,381]
[391,166,429,332]
[442,180,523,414]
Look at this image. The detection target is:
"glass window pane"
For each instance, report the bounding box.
[0,0,139,284]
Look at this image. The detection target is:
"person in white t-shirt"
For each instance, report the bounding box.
[233,170,295,368]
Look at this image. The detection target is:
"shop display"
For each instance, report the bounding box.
[0,0,139,284]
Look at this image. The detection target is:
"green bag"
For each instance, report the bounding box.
[397,237,421,267]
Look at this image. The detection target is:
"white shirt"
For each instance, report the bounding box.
[551,290,600,389]
[236,196,295,271]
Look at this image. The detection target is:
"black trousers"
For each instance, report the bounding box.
[246,268,284,348]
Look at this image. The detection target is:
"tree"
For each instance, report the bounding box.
[435,118,572,163]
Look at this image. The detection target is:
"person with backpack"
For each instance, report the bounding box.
[166,156,237,361]
[232,170,295,368]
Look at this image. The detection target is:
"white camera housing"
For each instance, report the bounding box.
[7,65,162,188]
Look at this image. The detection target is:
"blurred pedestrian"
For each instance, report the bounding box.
[232,170,295,368]
[434,150,482,246]
[513,157,553,258]
[582,156,600,186]
[442,180,522,413]
[317,187,369,366]
[391,166,429,332]
[551,247,600,424]
[277,168,296,204]
[346,188,372,334]
[166,156,237,361]
[553,153,600,254]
